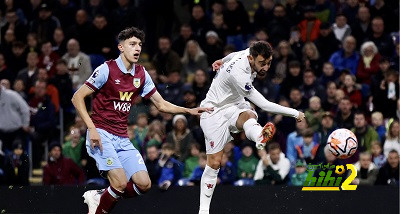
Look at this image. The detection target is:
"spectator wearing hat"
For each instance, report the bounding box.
[0,85,30,152]
[4,140,30,185]
[314,22,341,62]
[166,115,194,162]
[29,2,61,43]
[43,143,85,185]
[352,152,378,186]
[254,143,290,185]
[314,111,336,163]
[203,31,224,67]
[329,36,359,75]
[297,5,321,42]
[290,159,308,186]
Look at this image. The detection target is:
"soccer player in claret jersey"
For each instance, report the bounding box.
[71,27,212,214]
[198,41,306,213]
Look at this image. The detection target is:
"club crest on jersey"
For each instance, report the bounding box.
[133,78,140,88]
[106,157,113,166]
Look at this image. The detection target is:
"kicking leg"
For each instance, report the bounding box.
[236,111,275,149]
[96,168,127,214]
[199,150,223,214]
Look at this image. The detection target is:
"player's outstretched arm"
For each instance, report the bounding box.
[149,91,213,116]
[247,89,305,122]
[71,85,102,151]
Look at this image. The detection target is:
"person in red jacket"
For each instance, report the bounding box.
[298,6,321,42]
[43,143,85,185]
[356,41,381,84]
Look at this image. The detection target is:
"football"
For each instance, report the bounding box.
[327,128,358,159]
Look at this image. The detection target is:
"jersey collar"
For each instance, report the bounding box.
[116,56,136,76]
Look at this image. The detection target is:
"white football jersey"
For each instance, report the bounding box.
[200,48,257,109]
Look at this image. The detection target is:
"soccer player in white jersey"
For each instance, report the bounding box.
[198,41,306,213]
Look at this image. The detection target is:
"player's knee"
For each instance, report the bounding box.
[208,157,222,169]
[115,181,127,191]
[136,179,151,192]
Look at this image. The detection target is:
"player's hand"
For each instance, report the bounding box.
[296,111,305,122]
[212,59,223,71]
[89,128,103,152]
[188,107,214,116]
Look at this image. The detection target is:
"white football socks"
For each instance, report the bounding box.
[243,118,263,143]
[199,165,219,213]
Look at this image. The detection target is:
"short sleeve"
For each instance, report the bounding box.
[140,68,157,98]
[230,70,253,97]
[84,63,109,91]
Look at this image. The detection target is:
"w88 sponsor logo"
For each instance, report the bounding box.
[113,101,131,112]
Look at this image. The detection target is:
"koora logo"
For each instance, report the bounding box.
[302,164,357,191]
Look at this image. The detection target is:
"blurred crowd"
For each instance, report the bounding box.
[0,0,398,187]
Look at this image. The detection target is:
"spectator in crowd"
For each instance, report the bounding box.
[183,143,201,178]
[223,0,250,48]
[152,37,182,82]
[335,97,354,130]
[158,70,186,106]
[383,120,400,158]
[62,38,92,89]
[17,51,39,94]
[280,61,303,98]
[43,143,85,185]
[237,144,258,181]
[302,42,322,77]
[352,111,379,154]
[29,2,61,43]
[87,14,115,59]
[342,74,362,108]
[371,141,386,169]
[8,41,28,75]
[314,0,336,24]
[0,84,30,151]
[254,0,274,31]
[299,69,326,100]
[145,120,166,148]
[172,24,196,57]
[28,80,56,168]
[4,140,30,185]
[266,4,291,47]
[289,87,308,113]
[329,36,359,75]
[187,152,207,186]
[356,41,381,84]
[191,69,210,105]
[297,128,319,164]
[158,143,182,190]
[129,113,149,154]
[211,14,227,45]
[313,145,346,179]
[53,0,78,31]
[368,17,395,58]
[203,31,224,67]
[374,70,399,119]
[314,22,341,63]
[12,79,27,100]
[218,153,236,185]
[190,5,212,47]
[166,115,194,162]
[145,145,161,185]
[341,0,359,26]
[314,112,336,163]
[352,152,378,186]
[1,9,27,43]
[321,81,339,114]
[254,143,290,185]
[181,40,208,78]
[52,28,67,56]
[272,41,297,80]
[30,68,60,112]
[272,98,297,140]
[0,141,5,184]
[38,40,60,78]
[0,79,10,89]
[332,13,351,43]
[62,126,85,167]
[305,96,324,131]
[0,53,14,83]
[285,0,302,25]
[375,150,399,185]
[351,6,372,49]
[290,158,308,186]
[26,33,40,54]
[297,6,321,42]
[371,111,386,142]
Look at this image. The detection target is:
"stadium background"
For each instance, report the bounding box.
[0,0,399,213]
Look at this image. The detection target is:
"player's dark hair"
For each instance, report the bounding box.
[118,27,145,43]
[249,41,273,60]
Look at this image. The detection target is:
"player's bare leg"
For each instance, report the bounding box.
[199,150,223,214]
[123,171,152,198]
[95,168,127,214]
[237,111,275,149]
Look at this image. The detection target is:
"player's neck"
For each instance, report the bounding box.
[121,54,134,71]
